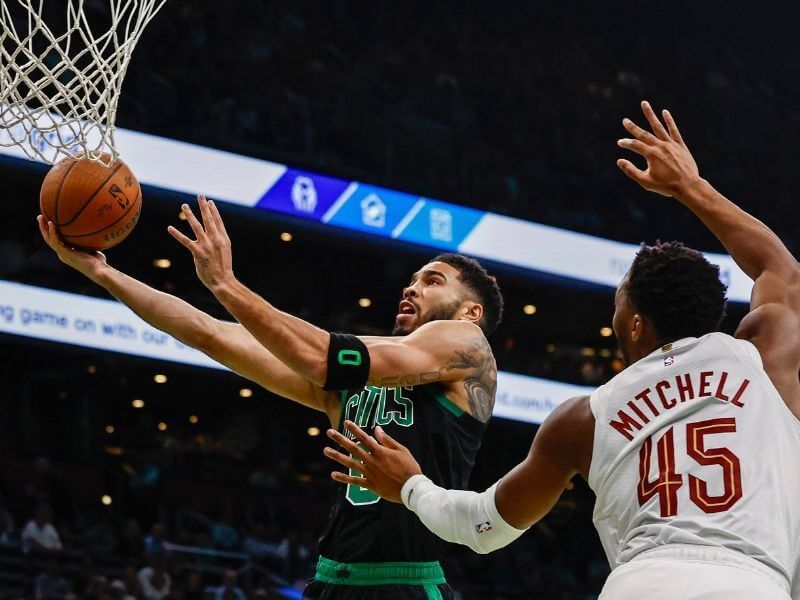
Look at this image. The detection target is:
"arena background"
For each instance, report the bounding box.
[0,1,796,598]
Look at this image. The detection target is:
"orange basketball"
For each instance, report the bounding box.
[39,154,142,251]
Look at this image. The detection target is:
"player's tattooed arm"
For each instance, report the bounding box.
[461,337,498,422]
[435,337,496,422]
[365,322,497,422]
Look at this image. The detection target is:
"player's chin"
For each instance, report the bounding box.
[392,314,417,335]
[392,322,410,336]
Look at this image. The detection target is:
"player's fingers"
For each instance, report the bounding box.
[616,159,649,184]
[617,138,651,157]
[197,195,218,236]
[331,472,368,487]
[208,200,230,240]
[662,109,685,145]
[323,447,363,472]
[327,428,369,461]
[37,215,51,243]
[622,118,659,145]
[167,225,195,250]
[640,100,670,141]
[343,420,381,453]
[374,426,404,451]
[40,219,61,252]
[46,222,82,254]
[181,204,205,239]
[45,221,66,250]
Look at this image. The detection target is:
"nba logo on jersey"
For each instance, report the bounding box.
[664,355,675,367]
[475,521,493,534]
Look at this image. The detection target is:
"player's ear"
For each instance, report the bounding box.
[460,301,483,325]
[630,314,644,342]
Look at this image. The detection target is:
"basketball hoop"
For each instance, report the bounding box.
[0,0,166,166]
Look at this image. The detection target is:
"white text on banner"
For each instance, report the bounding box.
[0,279,580,425]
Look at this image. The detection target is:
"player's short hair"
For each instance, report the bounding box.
[626,241,727,342]
[432,253,504,335]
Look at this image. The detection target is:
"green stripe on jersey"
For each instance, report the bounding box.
[422,384,464,417]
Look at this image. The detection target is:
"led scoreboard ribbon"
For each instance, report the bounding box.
[0,122,752,302]
[0,122,747,424]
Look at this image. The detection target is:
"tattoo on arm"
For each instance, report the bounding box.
[376,336,497,423]
[452,337,497,422]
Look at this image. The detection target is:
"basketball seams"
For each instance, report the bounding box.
[50,158,80,231]
[40,155,142,251]
[69,202,142,251]
[58,162,124,227]
[63,186,142,238]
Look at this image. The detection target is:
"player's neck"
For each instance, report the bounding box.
[628,339,667,365]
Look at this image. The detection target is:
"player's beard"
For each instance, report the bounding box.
[392,298,463,335]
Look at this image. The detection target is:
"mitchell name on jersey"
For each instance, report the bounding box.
[609,362,751,442]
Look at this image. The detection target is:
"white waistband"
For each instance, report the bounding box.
[629,544,789,593]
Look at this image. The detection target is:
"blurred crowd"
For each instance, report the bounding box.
[118,1,800,253]
[0,455,321,599]
[0,453,607,599]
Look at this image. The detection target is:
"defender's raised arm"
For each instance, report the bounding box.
[617,101,798,285]
[618,101,800,416]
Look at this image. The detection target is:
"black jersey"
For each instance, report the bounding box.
[318,382,487,563]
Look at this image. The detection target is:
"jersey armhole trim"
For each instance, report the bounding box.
[723,332,765,369]
[586,389,606,492]
[422,384,465,417]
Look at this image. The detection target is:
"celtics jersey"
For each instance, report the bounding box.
[319,382,487,563]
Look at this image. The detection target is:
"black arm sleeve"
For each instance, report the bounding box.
[323,332,371,391]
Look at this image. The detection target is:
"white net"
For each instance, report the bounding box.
[0,0,166,165]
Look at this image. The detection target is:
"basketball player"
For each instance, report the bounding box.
[37,202,503,600]
[324,101,800,599]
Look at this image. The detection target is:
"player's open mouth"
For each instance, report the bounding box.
[397,300,417,319]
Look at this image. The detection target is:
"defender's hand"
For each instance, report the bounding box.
[324,420,423,504]
[168,195,235,291]
[617,100,702,198]
[37,215,108,278]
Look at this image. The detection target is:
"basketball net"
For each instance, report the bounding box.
[0,0,166,166]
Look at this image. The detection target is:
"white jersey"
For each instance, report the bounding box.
[588,333,800,592]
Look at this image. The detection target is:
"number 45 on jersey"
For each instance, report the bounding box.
[639,417,743,517]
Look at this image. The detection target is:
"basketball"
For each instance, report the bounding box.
[39,154,142,251]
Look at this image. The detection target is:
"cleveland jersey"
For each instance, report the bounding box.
[588,333,800,590]
[319,382,487,563]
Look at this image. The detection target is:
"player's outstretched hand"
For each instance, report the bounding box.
[37,215,107,278]
[324,420,423,504]
[617,100,702,198]
[168,195,235,291]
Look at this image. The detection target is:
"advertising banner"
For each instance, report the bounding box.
[0,279,591,425]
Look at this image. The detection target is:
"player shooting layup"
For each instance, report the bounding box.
[38,199,504,598]
[325,102,800,599]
